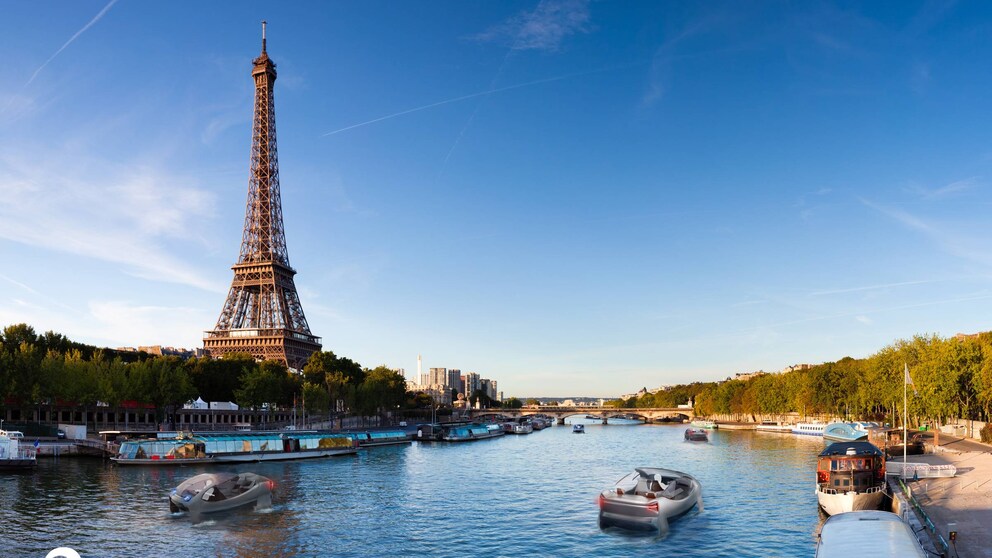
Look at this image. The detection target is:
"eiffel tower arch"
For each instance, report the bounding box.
[204,22,321,371]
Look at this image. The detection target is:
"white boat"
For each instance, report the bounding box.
[690,420,717,429]
[815,442,886,516]
[598,467,703,533]
[170,472,273,519]
[755,421,793,433]
[793,422,826,436]
[822,422,878,442]
[885,461,956,479]
[815,511,927,558]
[572,424,585,434]
[0,429,37,469]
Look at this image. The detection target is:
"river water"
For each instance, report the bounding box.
[2,422,830,557]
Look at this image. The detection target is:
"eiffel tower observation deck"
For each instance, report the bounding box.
[204,22,321,371]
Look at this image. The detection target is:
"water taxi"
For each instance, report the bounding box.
[170,472,274,519]
[690,419,717,429]
[112,430,358,465]
[815,511,926,557]
[0,429,36,469]
[815,442,886,515]
[598,467,703,534]
[572,424,585,433]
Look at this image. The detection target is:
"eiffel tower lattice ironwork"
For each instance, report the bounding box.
[204,22,321,370]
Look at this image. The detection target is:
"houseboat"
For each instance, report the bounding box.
[815,442,886,515]
[792,422,826,436]
[415,422,504,442]
[345,430,412,447]
[112,430,358,465]
[0,429,37,469]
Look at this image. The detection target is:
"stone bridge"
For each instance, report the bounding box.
[466,406,693,423]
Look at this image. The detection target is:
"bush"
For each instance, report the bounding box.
[981,424,992,445]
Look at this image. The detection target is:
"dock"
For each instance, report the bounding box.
[895,432,992,558]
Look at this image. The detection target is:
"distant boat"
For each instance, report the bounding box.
[344,430,412,447]
[815,511,926,558]
[822,422,873,443]
[755,421,793,433]
[690,420,717,429]
[684,428,708,442]
[572,424,585,434]
[792,422,826,436]
[815,442,886,516]
[0,429,36,469]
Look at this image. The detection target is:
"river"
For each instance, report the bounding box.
[2,422,830,557]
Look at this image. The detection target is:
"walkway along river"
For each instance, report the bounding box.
[4,423,835,557]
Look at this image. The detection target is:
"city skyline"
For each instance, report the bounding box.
[3,2,992,397]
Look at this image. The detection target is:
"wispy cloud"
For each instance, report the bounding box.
[908,177,978,200]
[855,315,872,325]
[473,0,591,51]
[26,0,118,87]
[0,148,223,292]
[862,197,992,268]
[809,279,939,296]
[321,66,633,137]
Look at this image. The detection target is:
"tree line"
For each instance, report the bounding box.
[610,332,992,427]
[0,323,419,425]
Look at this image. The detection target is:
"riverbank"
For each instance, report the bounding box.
[901,432,992,558]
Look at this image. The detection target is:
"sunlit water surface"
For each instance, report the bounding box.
[2,423,828,557]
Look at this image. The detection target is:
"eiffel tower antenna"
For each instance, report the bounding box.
[204,24,321,371]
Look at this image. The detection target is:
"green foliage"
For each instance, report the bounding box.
[981,424,992,444]
[504,397,523,409]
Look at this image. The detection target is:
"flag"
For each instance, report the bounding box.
[33,439,40,449]
[905,363,918,396]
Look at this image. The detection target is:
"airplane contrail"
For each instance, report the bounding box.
[26,0,119,87]
[320,63,642,137]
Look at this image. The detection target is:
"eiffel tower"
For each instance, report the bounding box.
[204,22,321,370]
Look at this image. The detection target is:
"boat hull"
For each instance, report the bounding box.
[113,447,357,466]
[599,467,702,533]
[816,485,885,516]
[0,458,37,469]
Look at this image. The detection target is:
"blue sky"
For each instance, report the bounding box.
[3,1,992,398]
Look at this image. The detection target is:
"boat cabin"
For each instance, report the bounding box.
[816,442,885,493]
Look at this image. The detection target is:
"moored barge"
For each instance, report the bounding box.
[112,430,358,465]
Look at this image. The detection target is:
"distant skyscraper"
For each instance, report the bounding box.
[417,354,422,384]
[429,367,447,386]
[446,369,462,394]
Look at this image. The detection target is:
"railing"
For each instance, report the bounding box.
[898,478,950,556]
